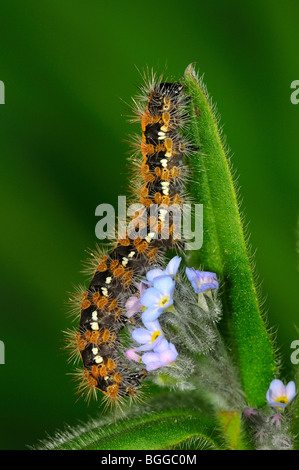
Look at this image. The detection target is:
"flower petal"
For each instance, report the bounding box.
[153,274,175,296]
[146,268,164,283]
[125,296,142,317]
[141,351,160,365]
[132,328,152,344]
[145,361,163,371]
[165,256,181,277]
[153,338,169,353]
[286,381,296,401]
[142,319,162,332]
[141,352,163,371]
[140,287,161,307]
[185,267,197,282]
[142,304,163,323]
[269,379,286,400]
[266,389,271,404]
[159,343,178,365]
[136,342,157,352]
[125,348,141,362]
[135,332,164,352]
[151,333,164,349]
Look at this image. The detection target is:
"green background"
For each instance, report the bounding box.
[0,0,298,450]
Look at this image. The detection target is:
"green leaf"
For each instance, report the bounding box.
[34,392,223,450]
[291,369,299,450]
[218,411,249,450]
[183,64,276,407]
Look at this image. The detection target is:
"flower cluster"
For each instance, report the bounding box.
[125,251,297,448]
[125,256,181,371]
[126,319,179,372]
[243,379,297,450]
[125,257,220,373]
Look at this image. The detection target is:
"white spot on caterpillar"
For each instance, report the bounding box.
[91,322,99,330]
[101,287,108,297]
[128,251,135,258]
[92,310,98,321]
[160,159,168,168]
[146,232,155,243]
[95,355,103,364]
[158,131,166,140]
[159,208,168,222]
[122,257,128,266]
[105,276,112,284]
[92,347,98,355]
[161,181,170,195]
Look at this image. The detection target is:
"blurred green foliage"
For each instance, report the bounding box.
[0,0,298,449]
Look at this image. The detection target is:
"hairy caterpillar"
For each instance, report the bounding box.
[65,72,196,407]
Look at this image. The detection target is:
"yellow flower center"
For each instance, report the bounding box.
[151,331,161,343]
[158,295,170,308]
[275,396,289,404]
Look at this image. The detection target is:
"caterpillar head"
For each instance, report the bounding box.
[148,82,184,116]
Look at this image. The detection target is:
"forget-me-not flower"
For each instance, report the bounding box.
[131,320,164,352]
[141,338,178,371]
[140,275,175,323]
[266,379,297,409]
[185,267,219,293]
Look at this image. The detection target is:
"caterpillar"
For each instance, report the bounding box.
[65,72,196,407]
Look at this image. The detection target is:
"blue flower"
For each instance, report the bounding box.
[140,275,175,323]
[185,267,219,293]
[146,256,181,283]
[266,379,297,409]
[131,320,164,352]
[141,339,178,371]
